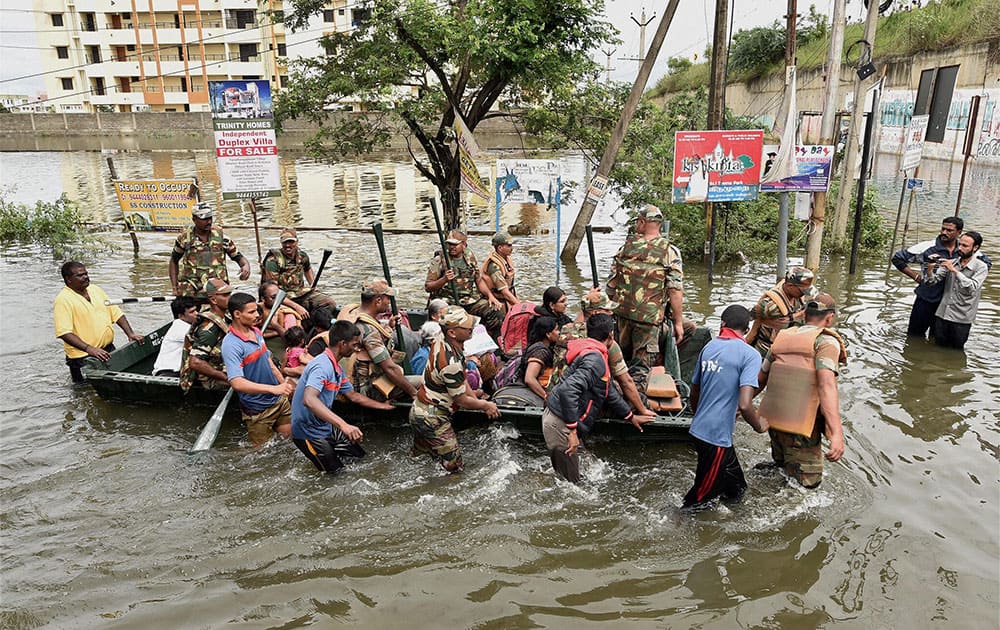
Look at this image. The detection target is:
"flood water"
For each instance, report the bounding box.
[1,149,998,628]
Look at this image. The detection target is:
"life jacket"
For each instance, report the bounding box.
[480,251,515,298]
[179,310,228,392]
[499,301,535,354]
[429,251,479,305]
[758,326,847,437]
[746,284,793,347]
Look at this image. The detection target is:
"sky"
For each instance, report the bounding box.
[0,0,873,99]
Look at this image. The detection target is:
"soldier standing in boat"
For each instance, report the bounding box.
[424,229,505,340]
[481,232,519,313]
[169,202,251,300]
[180,279,233,393]
[606,204,684,390]
[262,227,337,320]
[756,293,847,488]
[747,266,817,358]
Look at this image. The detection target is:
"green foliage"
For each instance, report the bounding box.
[653,0,999,98]
[822,180,889,254]
[0,192,83,245]
[277,0,617,227]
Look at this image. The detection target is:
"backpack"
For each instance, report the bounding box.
[499,301,535,355]
[493,350,524,389]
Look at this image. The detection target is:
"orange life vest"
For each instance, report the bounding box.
[758,326,847,437]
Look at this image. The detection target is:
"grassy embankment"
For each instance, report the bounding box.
[651,0,1000,98]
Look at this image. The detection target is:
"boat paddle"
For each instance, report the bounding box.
[429,198,461,304]
[372,223,410,374]
[105,296,173,306]
[310,248,333,291]
[585,225,599,289]
[189,288,287,453]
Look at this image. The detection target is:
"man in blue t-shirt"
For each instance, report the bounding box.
[291,320,394,473]
[221,293,296,447]
[682,304,769,509]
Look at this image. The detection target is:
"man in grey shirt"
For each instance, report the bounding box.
[925,231,989,350]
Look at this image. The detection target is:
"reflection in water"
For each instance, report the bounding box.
[830,520,902,615]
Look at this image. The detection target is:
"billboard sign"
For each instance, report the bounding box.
[901,114,929,171]
[209,80,281,199]
[759,144,835,192]
[114,179,199,231]
[672,130,764,203]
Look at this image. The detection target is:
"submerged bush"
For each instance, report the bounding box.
[0,192,83,245]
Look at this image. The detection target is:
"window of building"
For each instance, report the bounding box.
[280,74,289,88]
[339,9,345,15]
[277,43,287,57]
[60,78,73,90]
[323,9,335,22]
[56,46,69,59]
[51,13,64,27]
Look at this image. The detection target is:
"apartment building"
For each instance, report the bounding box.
[32,0,362,113]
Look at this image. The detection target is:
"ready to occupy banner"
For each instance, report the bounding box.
[114,179,198,230]
[209,80,281,200]
[672,130,764,203]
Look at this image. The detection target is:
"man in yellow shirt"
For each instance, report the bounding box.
[53,261,143,383]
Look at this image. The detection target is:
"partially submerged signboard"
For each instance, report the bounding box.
[759,144,835,192]
[901,114,929,171]
[114,179,198,230]
[209,80,280,199]
[672,130,764,203]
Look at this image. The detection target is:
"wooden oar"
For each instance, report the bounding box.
[372,223,410,374]
[310,249,333,291]
[190,288,287,453]
[105,296,172,306]
[429,198,460,304]
[585,225,599,288]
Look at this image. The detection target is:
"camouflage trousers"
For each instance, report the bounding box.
[464,298,504,341]
[292,289,337,314]
[769,422,824,488]
[409,400,463,473]
[618,317,661,390]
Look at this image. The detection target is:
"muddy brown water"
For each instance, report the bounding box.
[1,150,997,628]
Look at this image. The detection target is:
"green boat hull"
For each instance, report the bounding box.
[83,316,694,442]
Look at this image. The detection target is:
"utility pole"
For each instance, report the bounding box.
[560,0,681,263]
[601,47,617,83]
[805,0,846,270]
[774,0,798,282]
[830,0,881,248]
[631,9,656,61]
[704,0,730,282]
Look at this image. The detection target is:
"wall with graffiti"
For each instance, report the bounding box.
[878,88,1000,165]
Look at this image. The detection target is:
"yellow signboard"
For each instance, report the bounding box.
[113,179,199,230]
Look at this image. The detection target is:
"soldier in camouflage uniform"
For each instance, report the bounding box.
[179,279,233,392]
[547,290,654,417]
[747,266,817,358]
[481,232,519,312]
[606,205,684,389]
[169,202,251,300]
[349,279,418,401]
[424,230,504,340]
[756,293,847,488]
[409,306,500,473]
[262,228,337,319]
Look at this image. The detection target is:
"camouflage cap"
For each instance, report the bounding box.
[204,278,232,296]
[637,204,664,222]
[785,265,815,286]
[279,227,298,242]
[361,279,397,299]
[581,290,619,313]
[191,202,213,219]
[806,292,836,313]
[441,305,477,329]
[491,231,512,247]
[445,230,467,245]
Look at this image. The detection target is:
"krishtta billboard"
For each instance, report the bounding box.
[672,130,764,203]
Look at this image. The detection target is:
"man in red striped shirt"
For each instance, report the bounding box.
[682,305,769,510]
[221,293,295,447]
